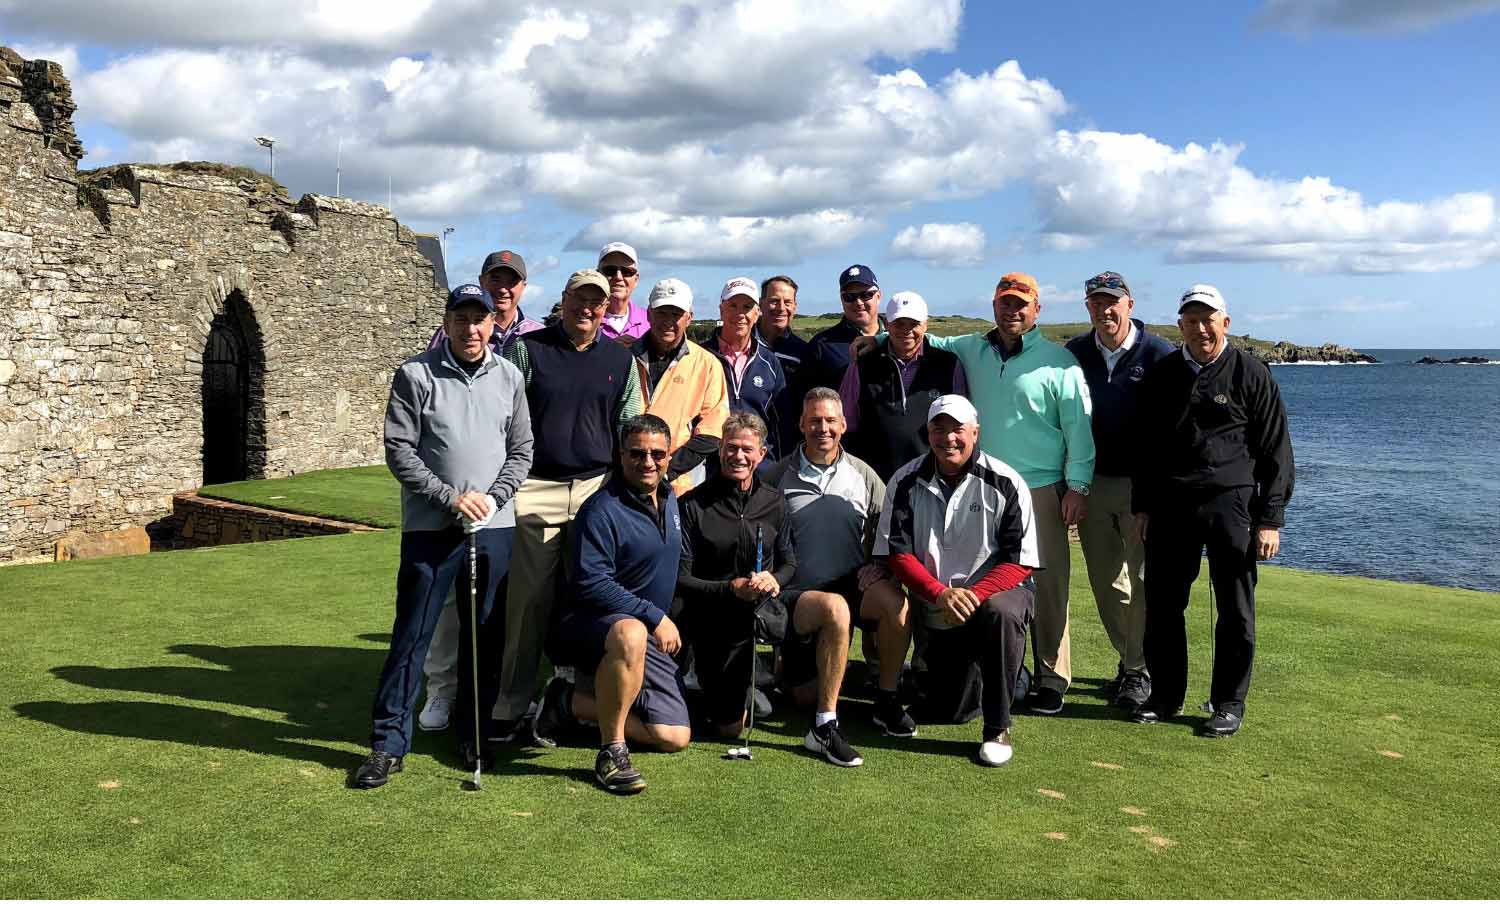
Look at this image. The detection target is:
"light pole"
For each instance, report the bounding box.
[255,136,276,179]
[441,226,455,263]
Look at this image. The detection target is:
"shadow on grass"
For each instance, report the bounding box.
[15,640,390,771]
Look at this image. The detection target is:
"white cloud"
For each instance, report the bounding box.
[1240,299,1416,324]
[1256,0,1500,33]
[890,223,987,267]
[9,41,80,75]
[567,208,876,266]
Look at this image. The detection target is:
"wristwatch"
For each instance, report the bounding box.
[1067,482,1090,496]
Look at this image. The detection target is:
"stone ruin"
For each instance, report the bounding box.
[0,47,443,561]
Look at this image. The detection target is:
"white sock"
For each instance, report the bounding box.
[815,711,837,728]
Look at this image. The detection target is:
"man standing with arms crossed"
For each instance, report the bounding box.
[1131,285,1293,738]
[494,269,645,741]
[1065,272,1175,712]
[354,283,534,788]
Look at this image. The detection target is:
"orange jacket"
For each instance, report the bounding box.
[634,339,730,495]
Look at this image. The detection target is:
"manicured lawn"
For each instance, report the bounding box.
[3,473,1498,897]
[200,465,401,528]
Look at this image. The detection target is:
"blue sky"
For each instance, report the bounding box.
[6,0,1499,346]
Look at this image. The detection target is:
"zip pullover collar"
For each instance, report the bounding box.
[985,325,1041,361]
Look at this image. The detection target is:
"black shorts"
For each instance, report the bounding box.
[555,611,691,728]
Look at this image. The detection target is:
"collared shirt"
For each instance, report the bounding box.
[1184,340,1228,374]
[717,335,754,383]
[599,302,651,341]
[1095,321,1138,379]
[838,345,970,433]
[427,309,544,356]
[763,446,885,591]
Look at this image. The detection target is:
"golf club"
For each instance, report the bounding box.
[725,525,764,762]
[1200,563,1216,714]
[462,529,484,791]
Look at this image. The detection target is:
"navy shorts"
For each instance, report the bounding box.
[557,611,691,728]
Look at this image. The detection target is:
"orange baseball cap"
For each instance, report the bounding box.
[995,272,1039,303]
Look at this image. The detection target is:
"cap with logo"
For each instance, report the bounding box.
[1178,283,1227,314]
[565,268,611,296]
[1084,270,1129,299]
[446,282,496,313]
[648,278,694,313]
[598,242,638,265]
[839,264,878,289]
[927,394,979,426]
[995,272,1039,304]
[481,249,527,280]
[720,276,759,303]
[884,291,929,323]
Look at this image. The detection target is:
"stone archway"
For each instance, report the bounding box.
[198,286,269,484]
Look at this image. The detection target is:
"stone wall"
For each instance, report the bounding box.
[0,47,442,560]
[154,493,379,550]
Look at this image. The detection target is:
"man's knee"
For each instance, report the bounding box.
[861,580,907,624]
[980,587,1032,630]
[645,724,691,753]
[604,618,649,662]
[808,591,850,629]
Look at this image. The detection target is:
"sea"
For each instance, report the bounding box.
[1270,348,1500,593]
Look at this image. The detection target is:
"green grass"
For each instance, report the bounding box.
[199,465,401,528]
[3,472,1498,897]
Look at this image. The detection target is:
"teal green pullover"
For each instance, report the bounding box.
[927,327,1095,491]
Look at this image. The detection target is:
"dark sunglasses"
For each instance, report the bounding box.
[1085,275,1128,295]
[601,265,638,278]
[625,448,669,463]
[840,287,878,304]
[997,279,1034,295]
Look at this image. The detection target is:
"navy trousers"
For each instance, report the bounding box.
[369,526,513,757]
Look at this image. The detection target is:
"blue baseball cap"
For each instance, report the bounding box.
[838,264,877,289]
[446,282,496,313]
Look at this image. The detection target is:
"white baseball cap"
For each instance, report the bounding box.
[927,394,979,426]
[720,276,759,303]
[598,241,638,264]
[884,290,929,323]
[1179,283,1227,314]
[647,277,693,313]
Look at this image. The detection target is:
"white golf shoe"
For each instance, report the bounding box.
[978,729,1013,766]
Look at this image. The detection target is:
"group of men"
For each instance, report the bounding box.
[353,242,1294,795]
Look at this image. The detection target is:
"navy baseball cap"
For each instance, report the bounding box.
[446,282,496,313]
[838,264,877,289]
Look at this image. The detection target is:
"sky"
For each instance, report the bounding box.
[5,0,1500,347]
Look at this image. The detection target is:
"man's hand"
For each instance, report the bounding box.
[1254,527,1280,561]
[747,571,781,598]
[849,335,879,359]
[454,491,495,526]
[1060,489,1088,527]
[935,586,980,626]
[729,577,761,602]
[652,615,682,655]
[1134,513,1149,546]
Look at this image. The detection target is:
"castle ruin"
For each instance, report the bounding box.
[0,47,442,561]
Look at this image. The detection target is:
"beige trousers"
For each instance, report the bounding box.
[1075,474,1148,675]
[495,472,608,720]
[1029,482,1072,693]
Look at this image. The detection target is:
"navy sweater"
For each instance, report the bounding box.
[1064,321,1176,478]
[567,475,682,631]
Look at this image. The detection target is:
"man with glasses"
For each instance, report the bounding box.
[531,414,691,794]
[597,242,650,341]
[1064,272,1175,712]
[808,264,884,391]
[418,249,544,735]
[495,269,646,742]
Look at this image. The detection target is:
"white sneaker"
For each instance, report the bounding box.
[978,729,1013,766]
[418,695,453,732]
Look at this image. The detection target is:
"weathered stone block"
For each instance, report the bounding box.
[54,526,150,561]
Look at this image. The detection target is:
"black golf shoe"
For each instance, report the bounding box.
[1026,686,1065,715]
[532,676,575,748]
[1130,702,1184,724]
[595,743,646,795]
[1113,671,1152,711]
[804,719,864,767]
[1200,709,1243,738]
[872,693,918,738]
[352,750,402,789]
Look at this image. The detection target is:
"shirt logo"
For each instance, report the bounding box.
[752,375,764,388]
[1129,365,1145,381]
[1214,393,1229,405]
[969,502,981,512]
[673,375,685,384]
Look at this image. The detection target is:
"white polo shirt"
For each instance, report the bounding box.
[764,446,885,592]
[875,450,1039,626]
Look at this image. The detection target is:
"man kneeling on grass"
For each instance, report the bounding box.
[874,395,1038,766]
[531,414,691,794]
[679,412,864,767]
[354,283,534,789]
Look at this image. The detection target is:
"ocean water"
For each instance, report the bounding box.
[1270,349,1500,592]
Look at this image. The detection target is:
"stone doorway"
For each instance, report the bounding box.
[200,290,266,484]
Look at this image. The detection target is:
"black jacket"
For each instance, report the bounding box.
[677,476,797,621]
[1065,321,1177,478]
[1132,345,1294,528]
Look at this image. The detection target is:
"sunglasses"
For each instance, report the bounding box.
[601,266,638,279]
[1085,275,1128,294]
[625,448,669,463]
[997,279,1035,296]
[840,288,879,304]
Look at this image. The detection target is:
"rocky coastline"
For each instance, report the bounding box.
[1414,355,1496,365]
[1241,340,1378,364]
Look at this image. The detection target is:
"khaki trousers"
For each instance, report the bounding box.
[1029,482,1072,693]
[495,472,608,720]
[1075,474,1148,675]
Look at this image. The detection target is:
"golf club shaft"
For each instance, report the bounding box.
[469,531,482,786]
